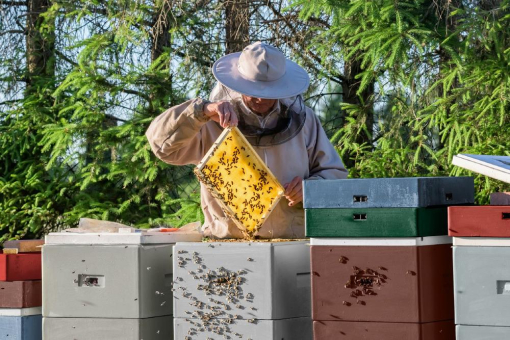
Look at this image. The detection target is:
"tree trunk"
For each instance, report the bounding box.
[150,0,173,110]
[26,0,55,90]
[342,56,375,169]
[224,0,250,54]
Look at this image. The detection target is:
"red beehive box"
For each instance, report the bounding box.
[448,206,510,237]
[313,320,455,340]
[311,238,453,323]
[0,252,42,281]
[0,280,42,308]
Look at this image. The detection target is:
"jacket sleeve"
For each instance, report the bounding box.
[145,98,210,166]
[306,108,349,180]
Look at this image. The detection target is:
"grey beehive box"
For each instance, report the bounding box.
[43,232,200,319]
[43,244,173,318]
[172,241,311,321]
[456,325,510,340]
[174,316,312,340]
[42,316,173,340]
[303,177,474,208]
[454,245,510,326]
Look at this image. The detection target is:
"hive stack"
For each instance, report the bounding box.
[449,192,510,339]
[172,241,313,339]
[0,240,44,340]
[304,177,475,340]
[42,230,201,340]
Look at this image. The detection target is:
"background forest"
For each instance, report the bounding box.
[0,0,509,242]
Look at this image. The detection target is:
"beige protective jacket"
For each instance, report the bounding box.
[146,97,348,239]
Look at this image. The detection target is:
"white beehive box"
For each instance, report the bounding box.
[172,241,311,339]
[43,231,200,319]
[43,316,172,340]
[453,238,510,327]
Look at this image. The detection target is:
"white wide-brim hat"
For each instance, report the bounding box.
[212,41,310,99]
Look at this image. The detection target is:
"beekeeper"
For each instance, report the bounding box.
[146,41,348,239]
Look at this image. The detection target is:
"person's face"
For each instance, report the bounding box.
[241,95,277,116]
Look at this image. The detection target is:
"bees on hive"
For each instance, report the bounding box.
[195,127,284,237]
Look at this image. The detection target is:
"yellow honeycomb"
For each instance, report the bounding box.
[195,127,284,237]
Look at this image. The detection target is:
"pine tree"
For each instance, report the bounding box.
[292,0,510,200]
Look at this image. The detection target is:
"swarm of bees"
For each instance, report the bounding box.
[175,248,258,339]
[195,127,284,238]
[341,263,389,306]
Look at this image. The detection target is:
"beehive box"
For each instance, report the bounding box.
[195,127,284,236]
[43,232,200,319]
[491,192,510,205]
[453,243,510,326]
[3,240,44,253]
[456,325,510,340]
[43,316,172,340]
[303,177,474,208]
[306,207,448,237]
[311,237,454,323]
[0,253,41,281]
[0,281,42,308]
[175,316,312,340]
[172,241,310,322]
[0,314,42,340]
[313,320,455,340]
[448,206,510,237]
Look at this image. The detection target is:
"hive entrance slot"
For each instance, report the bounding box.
[353,195,368,203]
[502,213,510,220]
[445,193,453,200]
[353,213,367,221]
[78,274,105,288]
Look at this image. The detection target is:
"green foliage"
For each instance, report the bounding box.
[293,0,510,201]
[1,0,509,242]
[0,0,223,241]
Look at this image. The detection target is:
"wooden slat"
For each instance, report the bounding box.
[3,240,44,253]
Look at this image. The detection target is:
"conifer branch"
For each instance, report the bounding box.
[0,1,26,6]
[0,29,25,36]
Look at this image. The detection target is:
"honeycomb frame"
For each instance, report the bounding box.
[195,127,284,237]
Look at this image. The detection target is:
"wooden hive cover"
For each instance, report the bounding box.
[195,127,284,235]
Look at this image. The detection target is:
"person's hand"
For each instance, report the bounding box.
[204,101,238,128]
[284,176,303,207]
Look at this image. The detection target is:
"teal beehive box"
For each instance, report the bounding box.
[303,177,474,209]
[306,207,448,237]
